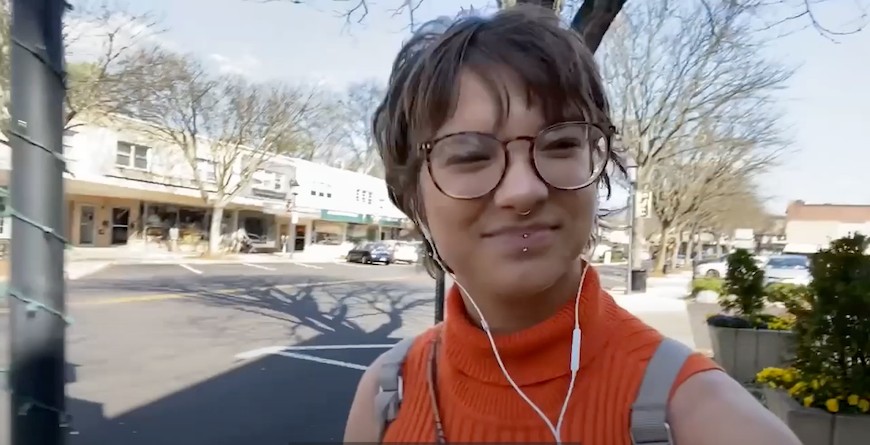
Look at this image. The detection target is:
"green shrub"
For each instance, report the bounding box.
[759,233,870,415]
[764,282,812,315]
[690,277,724,298]
[793,233,870,402]
[719,248,765,318]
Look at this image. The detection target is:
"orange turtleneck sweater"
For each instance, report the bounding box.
[382,267,719,443]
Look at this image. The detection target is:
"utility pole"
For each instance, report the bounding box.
[625,156,640,293]
[8,1,69,445]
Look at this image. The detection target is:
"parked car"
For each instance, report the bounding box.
[694,255,728,277]
[764,254,811,286]
[346,242,394,265]
[393,241,421,264]
[694,254,768,278]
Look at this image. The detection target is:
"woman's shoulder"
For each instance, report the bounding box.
[600,302,721,396]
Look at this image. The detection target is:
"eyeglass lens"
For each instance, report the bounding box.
[427,123,608,199]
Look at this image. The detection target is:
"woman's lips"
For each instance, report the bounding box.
[483,226,558,253]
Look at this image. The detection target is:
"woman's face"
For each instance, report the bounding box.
[420,69,598,299]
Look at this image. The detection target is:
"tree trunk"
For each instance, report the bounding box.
[686,226,696,263]
[654,224,670,274]
[208,205,225,254]
[505,1,626,54]
[570,0,627,53]
[670,229,683,269]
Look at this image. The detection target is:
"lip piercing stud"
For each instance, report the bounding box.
[522,247,529,252]
[522,233,529,238]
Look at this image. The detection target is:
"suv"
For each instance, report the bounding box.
[393,241,421,264]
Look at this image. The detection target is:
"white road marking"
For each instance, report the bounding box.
[242,262,276,271]
[285,344,396,351]
[275,351,368,371]
[233,343,397,361]
[178,264,203,275]
[234,346,287,360]
[291,261,322,270]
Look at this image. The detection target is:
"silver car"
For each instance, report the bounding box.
[764,255,811,286]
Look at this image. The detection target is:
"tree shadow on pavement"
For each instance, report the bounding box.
[64,280,434,445]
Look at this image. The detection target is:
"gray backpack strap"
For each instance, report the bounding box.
[373,336,417,441]
[630,337,693,445]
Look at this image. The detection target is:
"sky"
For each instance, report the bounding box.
[103,0,869,215]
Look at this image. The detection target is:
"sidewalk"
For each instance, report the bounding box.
[610,271,696,349]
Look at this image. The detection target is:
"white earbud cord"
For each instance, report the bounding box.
[449,262,589,444]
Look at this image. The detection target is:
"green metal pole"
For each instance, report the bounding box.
[8,0,69,444]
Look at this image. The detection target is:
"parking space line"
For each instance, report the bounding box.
[242,262,276,271]
[285,344,395,351]
[291,261,322,270]
[274,351,368,371]
[179,264,203,275]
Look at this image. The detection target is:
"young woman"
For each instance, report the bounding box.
[344,6,800,445]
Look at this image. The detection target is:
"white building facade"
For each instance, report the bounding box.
[0,119,412,253]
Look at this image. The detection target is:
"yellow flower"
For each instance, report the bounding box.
[782,372,794,383]
[768,382,777,389]
[803,395,814,407]
[788,382,807,396]
[858,399,870,413]
[848,395,859,406]
[825,398,840,413]
[811,379,820,390]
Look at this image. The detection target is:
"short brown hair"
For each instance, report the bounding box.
[373,5,622,276]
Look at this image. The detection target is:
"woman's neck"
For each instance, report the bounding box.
[455,260,586,333]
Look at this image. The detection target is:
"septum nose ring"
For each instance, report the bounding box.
[518,209,531,216]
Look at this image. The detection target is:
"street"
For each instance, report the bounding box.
[0,261,632,444]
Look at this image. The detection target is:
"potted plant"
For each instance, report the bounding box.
[757,234,870,445]
[706,249,796,383]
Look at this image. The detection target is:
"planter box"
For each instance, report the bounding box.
[709,326,795,383]
[687,300,719,352]
[763,388,870,445]
[686,292,789,357]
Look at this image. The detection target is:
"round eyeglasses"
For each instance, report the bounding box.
[421,122,614,200]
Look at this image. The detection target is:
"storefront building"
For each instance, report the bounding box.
[0,124,414,252]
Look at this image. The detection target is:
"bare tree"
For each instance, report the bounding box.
[251,0,865,56]
[293,93,348,163]
[62,2,170,128]
[599,0,792,272]
[132,52,324,254]
[647,123,782,273]
[681,182,770,259]
[335,79,385,177]
[0,0,168,140]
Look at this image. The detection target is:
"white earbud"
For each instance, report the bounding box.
[423,223,587,444]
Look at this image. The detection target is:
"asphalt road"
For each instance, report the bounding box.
[0,261,629,444]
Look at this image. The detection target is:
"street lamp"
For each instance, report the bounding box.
[625,157,639,294]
